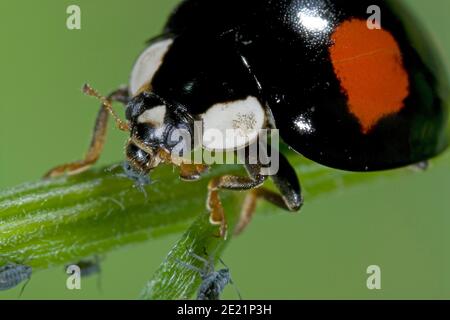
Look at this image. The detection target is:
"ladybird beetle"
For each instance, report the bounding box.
[46,0,449,237]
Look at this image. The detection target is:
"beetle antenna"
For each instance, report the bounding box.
[83,83,130,132]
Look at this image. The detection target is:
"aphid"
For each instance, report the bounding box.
[177,251,240,300]
[45,0,449,237]
[0,263,32,293]
[121,161,151,187]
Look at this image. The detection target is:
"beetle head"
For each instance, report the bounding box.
[124,91,195,176]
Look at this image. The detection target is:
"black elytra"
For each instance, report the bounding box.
[128,0,449,172]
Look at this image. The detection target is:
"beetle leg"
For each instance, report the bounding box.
[175,259,205,277]
[44,87,130,178]
[180,163,209,181]
[236,189,297,235]
[187,250,209,268]
[207,162,267,238]
[235,152,303,235]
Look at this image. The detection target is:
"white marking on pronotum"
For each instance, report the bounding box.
[138,105,166,127]
[130,38,173,96]
[201,96,266,151]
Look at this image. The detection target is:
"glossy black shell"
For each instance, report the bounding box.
[149,0,449,171]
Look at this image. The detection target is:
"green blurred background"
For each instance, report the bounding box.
[1,0,450,299]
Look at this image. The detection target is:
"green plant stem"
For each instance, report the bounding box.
[1,151,447,295]
[140,197,242,300]
[0,163,242,268]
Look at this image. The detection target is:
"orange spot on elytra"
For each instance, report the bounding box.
[329,19,409,133]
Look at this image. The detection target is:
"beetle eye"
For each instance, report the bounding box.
[126,143,150,173]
